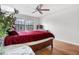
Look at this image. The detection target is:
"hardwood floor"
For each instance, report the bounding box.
[35,40,79,55]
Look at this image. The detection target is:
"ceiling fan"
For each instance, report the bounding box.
[32,4,50,14]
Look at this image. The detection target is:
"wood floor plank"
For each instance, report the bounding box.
[35,40,79,55]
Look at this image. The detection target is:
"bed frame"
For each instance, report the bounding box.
[29,39,53,54]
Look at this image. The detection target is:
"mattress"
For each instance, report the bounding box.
[5,37,53,48]
[21,37,53,45]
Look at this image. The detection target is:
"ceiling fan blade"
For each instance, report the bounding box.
[37,4,43,9]
[32,10,37,13]
[39,4,43,8]
[40,9,50,11]
[38,10,43,14]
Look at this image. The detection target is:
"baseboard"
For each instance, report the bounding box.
[55,39,79,46]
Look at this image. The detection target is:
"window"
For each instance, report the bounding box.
[15,19,34,31]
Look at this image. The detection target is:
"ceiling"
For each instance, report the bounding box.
[1,4,79,18]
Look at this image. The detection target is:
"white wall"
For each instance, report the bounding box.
[42,5,79,45]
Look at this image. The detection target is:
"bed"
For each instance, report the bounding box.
[4,30,55,52]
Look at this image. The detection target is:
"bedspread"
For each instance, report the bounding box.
[4,30,55,46]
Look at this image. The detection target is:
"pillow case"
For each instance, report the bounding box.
[8,31,18,36]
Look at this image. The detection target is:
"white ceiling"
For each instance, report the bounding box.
[2,4,79,18]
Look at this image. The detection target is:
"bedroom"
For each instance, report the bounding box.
[0,4,79,55]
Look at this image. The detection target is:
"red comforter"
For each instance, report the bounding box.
[4,30,55,46]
